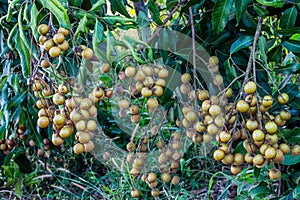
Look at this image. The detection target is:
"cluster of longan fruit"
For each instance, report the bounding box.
[117,65,169,123]
[126,131,182,198]
[209,80,300,180]
[38,24,70,60]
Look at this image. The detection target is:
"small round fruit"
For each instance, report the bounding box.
[214,149,225,161]
[171,176,180,185]
[58,84,69,94]
[209,56,219,67]
[37,116,50,128]
[38,24,49,35]
[59,125,74,139]
[219,131,231,143]
[127,142,136,152]
[84,140,94,152]
[213,75,223,86]
[125,66,136,77]
[100,63,111,73]
[181,73,191,83]
[161,173,171,182]
[82,48,94,60]
[244,81,257,94]
[58,27,70,36]
[73,143,85,154]
[39,35,47,44]
[262,95,273,107]
[231,165,242,175]
[207,123,219,135]
[252,154,264,166]
[32,80,42,91]
[141,87,152,98]
[53,114,66,126]
[265,147,276,159]
[76,131,91,143]
[279,143,290,154]
[252,130,265,142]
[53,33,65,44]
[246,119,259,131]
[153,85,163,97]
[44,39,55,51]
[222,154,233,165]
[279,110,291,120]
[58,40,69,51]
[186,111,197,122]
[86,120,97,131]
[225,88,233,98]
[75,118,86,130]
[52,134,64,146]
[147,172,157,183]
[195,121,206,132]
[41,60,50,68]
[233,153,244,165]
[278,93,289,104]
[245,153,254,164]
[265,121,278,134]
[209,105,221,116]
[151,189,160,197]
[291,145,300,156]
[198,90,209,101]
[53,93,65,105]
[236,100,250,113]
[269,168,281,180]
[147,98,158,111]
[158,68,169,78]
[131,189,140,198]
[49,46,61,58]
[180,83,191,94]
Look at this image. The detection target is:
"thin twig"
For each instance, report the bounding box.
[189,7,197,108]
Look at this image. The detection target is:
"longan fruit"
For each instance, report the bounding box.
[262,95,273,107]
[278,93,289,104]
[236,100,250,113]
[37,116,50,128]
[181,73,191,83]
[53,33,65,44]
[244,81,257,94]
[214,149,225,161]
[38,24,49,35]
[82,48,94,60]
[269,168,281,180]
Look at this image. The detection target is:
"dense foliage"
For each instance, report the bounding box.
[0,0,300,199]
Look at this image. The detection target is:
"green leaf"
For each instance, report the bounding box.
[293,186,300,199]
[38,0,70,28]
[15,31,30,78]
[212,0,233,34]
[280,6,297,29]
[292,171,300,184]
[258,36,268,65]
[3,146,24,166]
[70,0,83,7]
[230,36,253,53]
[256,0,284,8]
[250,185,271,198]
[234,0,251,23]
[7,24,18,50]
[283,40,300,53]
[267,45,282,63]
[92,19,105,61]
[137,11,150,29]
[103,16,136,25]
[74,14,88,38]
[92,19,104,50]
[109,0,130,18]
[29,3,39,41]
[148,0,163,25]
[282,154,300,165]
[274,63,300,74]
[253,4,269,17]
[89,0,105,12]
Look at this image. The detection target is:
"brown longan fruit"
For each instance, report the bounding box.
[127,142,136,152]
[38,24,49,35]
[214,149,225,161]
[53,33,65,44]
[269,168,281,180]
[244,81,257,94]
[82,48,94,60]
[37,116,50,128]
